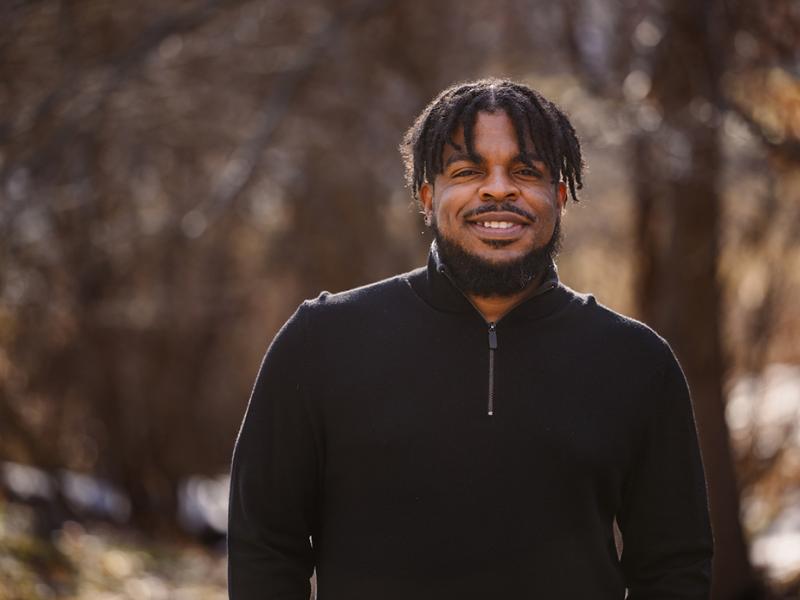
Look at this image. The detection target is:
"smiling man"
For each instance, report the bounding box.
[228,79,714,600]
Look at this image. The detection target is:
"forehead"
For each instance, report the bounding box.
[445,110,536,160]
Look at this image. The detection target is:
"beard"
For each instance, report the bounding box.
[433,216,562,298]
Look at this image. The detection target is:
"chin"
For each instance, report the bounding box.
[432,217,562,297]
[474,240,534,261]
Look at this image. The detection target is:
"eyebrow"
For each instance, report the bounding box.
[518,151,544,164]
[445,152,477,167]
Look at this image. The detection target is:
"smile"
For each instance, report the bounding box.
[477,221,516,229]
[465,210,531,237]
[467,220,527,238]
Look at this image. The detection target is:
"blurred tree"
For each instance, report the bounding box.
[0,0,265,532]
[629,2,755,597]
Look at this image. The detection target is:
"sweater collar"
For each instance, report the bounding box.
[408,241,570,322]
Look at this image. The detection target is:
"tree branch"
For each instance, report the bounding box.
[199,0,397,226]
[1,0,237,184]
[723,97,800,163]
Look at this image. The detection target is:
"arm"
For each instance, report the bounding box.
[228,303,320,600]
[617,347,714,599]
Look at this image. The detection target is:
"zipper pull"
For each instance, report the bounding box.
[487,323,497,417]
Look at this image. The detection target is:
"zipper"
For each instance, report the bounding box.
[487,322,498,416]
[438,264,501,417]
[436,259,557,418]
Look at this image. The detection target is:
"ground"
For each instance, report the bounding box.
[0,500,227,600]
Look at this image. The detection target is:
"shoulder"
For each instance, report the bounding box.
[562,286,675,368]
[299,267,424,320]
[304,268,423,311]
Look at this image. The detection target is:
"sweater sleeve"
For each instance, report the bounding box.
[617,346,714,599]
[228,302,319,600]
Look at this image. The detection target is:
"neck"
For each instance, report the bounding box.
[467,270,545,323]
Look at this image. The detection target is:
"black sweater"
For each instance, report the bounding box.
[228,249,714,599]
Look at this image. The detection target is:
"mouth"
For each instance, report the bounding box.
[466,212,531,239]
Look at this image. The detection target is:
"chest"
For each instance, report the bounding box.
[312,318,650,509]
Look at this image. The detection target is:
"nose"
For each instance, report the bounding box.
[479,167,518,202]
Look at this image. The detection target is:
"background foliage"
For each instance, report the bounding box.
[1,0,798,598]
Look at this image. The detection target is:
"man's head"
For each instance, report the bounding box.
[400,78,584,297]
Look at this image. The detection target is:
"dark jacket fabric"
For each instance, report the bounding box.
[228,245,714,600]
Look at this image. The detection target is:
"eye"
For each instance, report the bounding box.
[516,167,543,178]
[453,169,480,178]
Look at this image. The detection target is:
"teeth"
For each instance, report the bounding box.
[479,221,514,229]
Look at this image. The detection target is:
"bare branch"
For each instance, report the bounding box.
[199,0,397,226]
[1,0,237,183]
[724,97,800,163]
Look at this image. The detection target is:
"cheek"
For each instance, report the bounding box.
[433,190,468,222]
[527,189,560,217]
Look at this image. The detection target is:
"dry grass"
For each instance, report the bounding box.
[0,500,227,600]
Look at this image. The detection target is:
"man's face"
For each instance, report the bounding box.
[420,110,567,294]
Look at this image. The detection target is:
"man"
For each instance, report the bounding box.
[227,78,714,599]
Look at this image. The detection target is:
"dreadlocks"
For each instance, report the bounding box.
[400,78,584,204]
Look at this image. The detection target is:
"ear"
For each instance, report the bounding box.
[419,182,434,214]
[556,181,567,214]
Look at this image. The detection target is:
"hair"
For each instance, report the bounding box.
[400,78,584,205]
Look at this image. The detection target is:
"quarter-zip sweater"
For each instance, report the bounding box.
[228,247,714,600]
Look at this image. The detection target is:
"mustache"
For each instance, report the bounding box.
[462,202,536,222]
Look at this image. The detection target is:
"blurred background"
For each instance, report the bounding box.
[0,0,798,598]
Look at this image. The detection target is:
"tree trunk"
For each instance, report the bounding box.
[633,1,759,598]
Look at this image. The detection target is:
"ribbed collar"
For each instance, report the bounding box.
[407,241,572,323]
